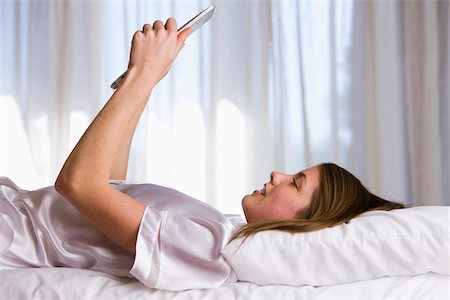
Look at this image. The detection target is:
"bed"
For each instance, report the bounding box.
[1,205,449,299]
[1,268,448,299]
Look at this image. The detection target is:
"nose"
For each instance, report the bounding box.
[270,171,281,185]
[270,171,286,185]
[270,171,276,182]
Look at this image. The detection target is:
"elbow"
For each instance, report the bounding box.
[55,168,107,200]
[55,169,88,199]
[55,171,77,199]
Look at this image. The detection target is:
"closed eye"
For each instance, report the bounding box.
[294,172,306,191]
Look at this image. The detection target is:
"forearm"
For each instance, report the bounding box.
[56,68,154,189]
[110,94,146,180]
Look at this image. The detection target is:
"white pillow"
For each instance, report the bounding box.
[221,206,450,286]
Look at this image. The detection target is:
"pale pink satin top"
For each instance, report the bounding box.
[0,177,242,291]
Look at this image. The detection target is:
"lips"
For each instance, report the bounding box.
[260,186,266,196]
[252,185,266,196]
[252,189,264,196]
[262,184,267,195]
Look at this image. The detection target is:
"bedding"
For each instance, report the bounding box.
[0,268,448,299]
[222,206,450,286]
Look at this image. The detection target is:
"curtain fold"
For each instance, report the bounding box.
[1,0,448,213]
[364,0,410,203]
[401,0,448,205]
[438,0,450,205]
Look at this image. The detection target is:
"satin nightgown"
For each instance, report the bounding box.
[0,177,244,291]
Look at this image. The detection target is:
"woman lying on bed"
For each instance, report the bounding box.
[0,18,404,290]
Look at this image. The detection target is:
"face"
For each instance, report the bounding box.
[241,166,320,223]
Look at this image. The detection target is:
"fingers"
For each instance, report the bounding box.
[165,18,177,32]
[152,20,164,30]
[142,18,177,34]
[142,23,152,34]
[141,20,164,35]
[138,18,189,51]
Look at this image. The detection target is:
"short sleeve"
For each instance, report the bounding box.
[129,206,236,291]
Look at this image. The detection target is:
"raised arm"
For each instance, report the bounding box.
[55,19,191,253]
[109,96,143,181]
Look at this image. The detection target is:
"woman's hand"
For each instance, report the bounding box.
[127,18,191,88]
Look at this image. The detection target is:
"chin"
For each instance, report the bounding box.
[241,197,251,222]
[241,193,252,206]
[241,196,248,210]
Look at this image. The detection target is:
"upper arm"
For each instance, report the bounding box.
[55,181,146,254]
[131,208,234,290]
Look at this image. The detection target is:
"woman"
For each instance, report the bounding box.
[0,19,404,290]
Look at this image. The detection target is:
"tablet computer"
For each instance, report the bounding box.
[111,5,215,89]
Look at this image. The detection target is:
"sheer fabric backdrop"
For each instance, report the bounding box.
[1,0,448,214]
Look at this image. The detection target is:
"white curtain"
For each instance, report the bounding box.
[1,0,448,215]
[362,0,449,206]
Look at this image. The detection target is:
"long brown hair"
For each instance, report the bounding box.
[230,162,405,242]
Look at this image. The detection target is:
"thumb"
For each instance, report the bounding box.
[177,28,192,51]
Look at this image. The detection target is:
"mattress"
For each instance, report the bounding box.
[1,268,448,299]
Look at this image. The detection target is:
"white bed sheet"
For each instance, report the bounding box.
[1,268,448,299]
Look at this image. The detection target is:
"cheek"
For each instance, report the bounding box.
[255,195,284,219]
[270,194,302,219]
